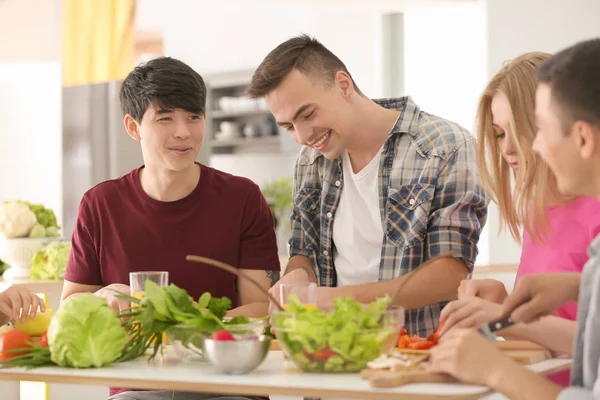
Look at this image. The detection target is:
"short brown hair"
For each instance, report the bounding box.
[537,38,600,132]
[247,34,361,98]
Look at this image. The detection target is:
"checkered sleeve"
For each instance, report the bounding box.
[426,138,489,271]
[288,157,313,259]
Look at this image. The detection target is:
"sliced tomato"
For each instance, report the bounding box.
[0,329,32,360]
[37,331,48,348]
[396,334,411,348]
[408,339,436,350]
[432,321,445,343]
[313,347,337,361]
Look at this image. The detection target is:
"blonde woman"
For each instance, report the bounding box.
[439,52,600,385]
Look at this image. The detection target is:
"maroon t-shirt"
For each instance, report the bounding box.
[64,163,279,396]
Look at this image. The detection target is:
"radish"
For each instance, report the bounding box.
[212,330,235,341]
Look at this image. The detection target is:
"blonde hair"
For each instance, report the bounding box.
[475,52,567,244]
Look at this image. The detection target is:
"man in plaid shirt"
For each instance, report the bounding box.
[248,35,489,337]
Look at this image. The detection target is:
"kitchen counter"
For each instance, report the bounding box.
[0,347,571,400]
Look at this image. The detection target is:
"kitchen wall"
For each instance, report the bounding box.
[0,0,61,62]
[483,0,600,265]
[136,0,386,187]
[402,1,488,263]
[133,0,600,270]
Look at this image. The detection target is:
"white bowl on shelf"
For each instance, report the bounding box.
[0,237,61,280]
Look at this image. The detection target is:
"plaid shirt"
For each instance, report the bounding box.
[288,96,489,337]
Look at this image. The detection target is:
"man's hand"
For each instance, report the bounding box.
[502,272,581,324]
[268,268,310,314]
[458,279,508,303]
[94,284,131,316]
[440,297,503,335]
[428,328,514,387]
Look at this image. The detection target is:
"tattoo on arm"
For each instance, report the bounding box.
[266,270,281,287]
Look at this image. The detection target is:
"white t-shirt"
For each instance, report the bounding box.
[332,148,384,286]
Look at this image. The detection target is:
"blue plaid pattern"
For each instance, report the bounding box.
[288,96,489,336]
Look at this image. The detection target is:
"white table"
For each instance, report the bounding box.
[0,349,571,400]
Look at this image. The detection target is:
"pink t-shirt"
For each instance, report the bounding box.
[517,197,600,321]
[518,197,600,387]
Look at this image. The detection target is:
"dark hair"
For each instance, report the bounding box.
[120,57,207,122]
[537,38,600,131]
[247,34,361,98]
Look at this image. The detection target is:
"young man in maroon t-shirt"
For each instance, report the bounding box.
[61,57,280,400]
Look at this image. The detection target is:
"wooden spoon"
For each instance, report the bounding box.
[186,254,284,311]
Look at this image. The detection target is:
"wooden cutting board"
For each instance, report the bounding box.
[361,367,457,388]
[270,339,281,351]
[393,340,551,365]
[362,341,553,388]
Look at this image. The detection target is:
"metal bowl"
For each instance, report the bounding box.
[203,335,271,374]
[167,319,267,363]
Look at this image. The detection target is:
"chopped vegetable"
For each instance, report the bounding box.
[29,241,72,280]
[272,295,400,372]
[408,339,436,350]
[396,321,445,350]
[432,321,445,343]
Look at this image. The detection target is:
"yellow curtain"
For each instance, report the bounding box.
[62,0,136,87]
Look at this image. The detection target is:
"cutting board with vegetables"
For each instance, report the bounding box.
[394,340,551,365]
[361,340,552,388]
[360,352,457,388]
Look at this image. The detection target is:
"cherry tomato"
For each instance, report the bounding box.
[313,347,337,361]
[431,321,445,344]
[0,329,32,360]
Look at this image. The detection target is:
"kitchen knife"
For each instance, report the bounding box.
[477,313,515,341]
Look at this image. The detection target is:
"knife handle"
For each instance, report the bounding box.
[488,314,514,333]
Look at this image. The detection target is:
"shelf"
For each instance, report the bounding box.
[211,135,280,149]
[210,109,272,119]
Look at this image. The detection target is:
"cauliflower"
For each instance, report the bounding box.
[0,202,37,238]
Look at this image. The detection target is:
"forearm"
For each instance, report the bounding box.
[499,316,576,356]
[285,255,317,283]
[61,291,90,304]
[490,358,562,400]
[228,302,268,318]
[320,258,467,309]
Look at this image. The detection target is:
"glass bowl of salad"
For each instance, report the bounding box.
[271,296,404,373]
